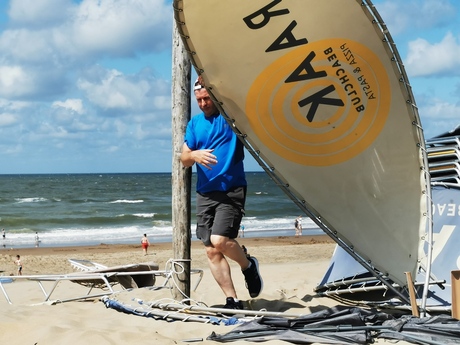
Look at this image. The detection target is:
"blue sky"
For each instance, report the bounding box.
[0,0,459,174]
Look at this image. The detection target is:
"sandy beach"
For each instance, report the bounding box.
[0,235,411,344]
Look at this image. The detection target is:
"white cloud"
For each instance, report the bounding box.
[0,99,29,111]
[377,0,456,34]
[77,66,170,115]
[72,0,172,56]
[105,145,120,153]
[0,0,172,98]
[0,29,55,63]
[77,69,131,110]
[0,113,18,126]
[0,65,34,98]
[1,143,23,154]
[134,124,149,140]
[421,98,460,120]
[418,97,460,138]
[0,65,29,89]
[67,120,96,132]
[406,32,460,77]
[52,99,85,114]
[0,0,176,173]
[153,95,171,110]
[27,123,74,141]
[8,0,72,27]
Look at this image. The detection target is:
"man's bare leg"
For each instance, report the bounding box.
[211,234,250,270]
[206,245,238,298]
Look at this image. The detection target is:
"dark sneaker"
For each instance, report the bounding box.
[241,245,249,258]
[243,256,263,298]
[223,297,243,310]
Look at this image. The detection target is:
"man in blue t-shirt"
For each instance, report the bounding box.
[181,76,263,310]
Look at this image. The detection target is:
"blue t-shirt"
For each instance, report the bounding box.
[184,112,246,193]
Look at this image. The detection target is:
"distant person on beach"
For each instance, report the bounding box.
[141,234,150,255]
[2,228,5,240]
[295,215,303,237]
[239,224,245,238]
[14,255,23,275]
[180,76,263,310]
[35,232,40,247]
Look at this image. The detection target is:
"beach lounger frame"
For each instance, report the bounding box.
[0,264,204,304]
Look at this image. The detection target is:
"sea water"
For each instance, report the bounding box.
[0,172,322,248]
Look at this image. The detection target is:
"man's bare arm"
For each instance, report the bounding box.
[180,143,217,170]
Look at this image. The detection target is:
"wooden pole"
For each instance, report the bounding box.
[405,271,420,317]
[451,270,460,319]
[171,20,192,300]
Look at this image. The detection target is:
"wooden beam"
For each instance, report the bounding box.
[451,270,460,319]
[405,271,420,317]
[171,20,192,301]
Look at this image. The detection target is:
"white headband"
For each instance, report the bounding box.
[194,78,204,90]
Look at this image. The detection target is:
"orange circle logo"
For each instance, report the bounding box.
[245,39,391,166]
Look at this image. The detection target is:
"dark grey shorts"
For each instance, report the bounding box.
[196,186,246,246]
